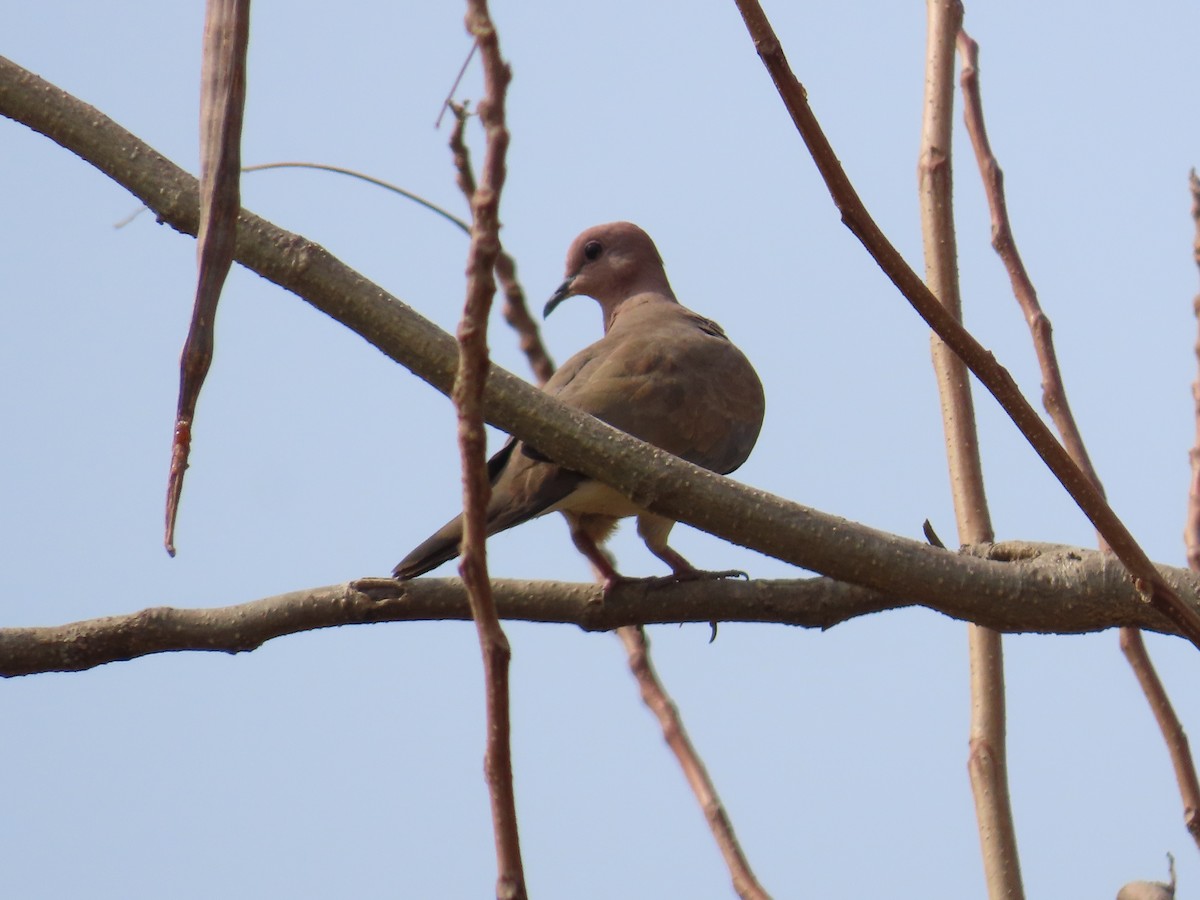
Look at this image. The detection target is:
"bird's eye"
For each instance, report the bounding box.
[583,240,603,261]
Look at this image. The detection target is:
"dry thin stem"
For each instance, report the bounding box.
[958,30,1200,852]
[447,104,555,385]
[452,4,525,897]
[619,627,771,900]
[1120,627,1200,844]
[435,40,477,129]
[1187,169,1200,570]
[165,0,250,556]
[920,6,1023,897]
[243,162,470,234]
[728,0,1200,649]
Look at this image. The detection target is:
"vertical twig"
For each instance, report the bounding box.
[619,627,773,900]
[447,105,555,386]
[453,3,526,898]
[1187,169,1200,572]
[165,0,250,555]
[728,0,1200,649]
[958,30,1200,852]
[920,5,1024,898]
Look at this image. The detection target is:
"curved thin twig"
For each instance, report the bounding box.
[243,161,470,234]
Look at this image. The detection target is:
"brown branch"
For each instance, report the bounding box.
[1188,169,1200,570]
[165,0,251,556]
[619,627,771,900]
[727,0,1200,650]
[6,57,1200,639]
[6,545,1200,677]
[447,104,555,385]
[920,7,1024,898]
[1120,628,1200,844]
[453,4,525,897]
[958,30,1200,855]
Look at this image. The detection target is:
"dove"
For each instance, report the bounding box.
[393,221,765,589]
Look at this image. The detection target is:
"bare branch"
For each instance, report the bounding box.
[1188,168,1200,570]
[452,3,526,896]
[957,29,1200,855]
[920,7,1024,897]
[447,105,555,385]
[5,545,1200,677]
[727,1,1200,649]
[619,627,771,900]
[3,57,1198,646]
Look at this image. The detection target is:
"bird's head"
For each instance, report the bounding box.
[544,222,675,321]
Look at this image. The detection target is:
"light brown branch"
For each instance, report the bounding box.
[454,4,525,897]
[727,1,1200,649]
[6,545,1200,677]
[619,627,771,900]
[958,29,1200,855]
[921,7,1023,898]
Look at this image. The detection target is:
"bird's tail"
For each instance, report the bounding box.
[392,516,464,579]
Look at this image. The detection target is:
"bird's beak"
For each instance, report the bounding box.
[544,275,576,318]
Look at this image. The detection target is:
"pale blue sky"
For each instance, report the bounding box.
[4,2,1200,897]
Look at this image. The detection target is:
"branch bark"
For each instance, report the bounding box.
[450,5,526,897]
[5,543,1200,677]
[921,6,1024,898]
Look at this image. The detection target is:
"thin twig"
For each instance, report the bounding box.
[728,0,1200,650]
[435,41,477,129]
[1187,169,1200,571]
[454,4,525,898]
[446,105,555,385]
[619,627,771,899]
[958,29,1200,853]
[920,6,1024,898]
[1120,627,1200,844]
[243,161,470,234]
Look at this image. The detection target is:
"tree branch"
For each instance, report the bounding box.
[4,543,1200,677]
[958,29,1200,856]
[920,6,1024,897]
[1,56,1196,651]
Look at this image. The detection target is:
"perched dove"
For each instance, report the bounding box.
[393,221,765,589]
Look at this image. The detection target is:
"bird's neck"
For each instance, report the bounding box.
[602,290,679,333]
